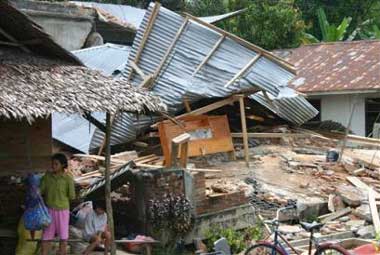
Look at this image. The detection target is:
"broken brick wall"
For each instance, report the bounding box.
[192,172,249,215]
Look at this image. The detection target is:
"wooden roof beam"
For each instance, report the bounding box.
[144,17,190,89]
[0,28,30,53]
[192,35,225,77]
[127,2,161,81]
[224,54,261,88]
[151,96,238,128]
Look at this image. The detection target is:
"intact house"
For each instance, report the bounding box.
[276,40,380,137]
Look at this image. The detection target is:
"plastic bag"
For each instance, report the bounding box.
[23,180,51,231]
[71,201,93,229]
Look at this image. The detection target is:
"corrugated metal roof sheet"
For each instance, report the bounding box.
[72,43,130,76]
[274,40,380,93]
[124,3,317,124]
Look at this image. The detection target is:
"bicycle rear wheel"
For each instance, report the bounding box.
[315,244,350,255]
[245,243,287,255]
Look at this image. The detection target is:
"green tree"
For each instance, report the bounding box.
[295,0,380,39]
[222,0,307,50]
[184,0,228,16]
[302,8,352,43]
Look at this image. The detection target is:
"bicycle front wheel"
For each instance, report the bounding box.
[315,244,350,255]
[245,243,287,255]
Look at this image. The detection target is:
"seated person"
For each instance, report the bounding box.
[82,200,111,255]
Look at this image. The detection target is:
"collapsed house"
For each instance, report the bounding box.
[52,2,318,154]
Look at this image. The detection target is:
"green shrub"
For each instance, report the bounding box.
[204,224,263,253]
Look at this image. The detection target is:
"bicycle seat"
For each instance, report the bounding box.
[300,222,324,232]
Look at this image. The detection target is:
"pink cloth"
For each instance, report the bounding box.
[42,208,69,240]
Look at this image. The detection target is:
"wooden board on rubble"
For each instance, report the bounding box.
[368,188,380,233]
[346,176,380,199]
[158,115,234,167]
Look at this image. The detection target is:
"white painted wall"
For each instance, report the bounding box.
[309,93,380,136]
[319,94,365,136]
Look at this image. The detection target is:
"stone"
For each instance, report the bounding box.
[279,225,303,234]
[356,225,375,239]
[250,147,272,156]
[297,197,328,221]
[353,204,372,222]
[346,220,365,228]
[339,216,351,223]
[336,184,366,207]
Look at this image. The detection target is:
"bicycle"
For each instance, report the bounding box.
[245,205,350,255]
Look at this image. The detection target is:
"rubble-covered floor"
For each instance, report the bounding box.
[187,130,380,242]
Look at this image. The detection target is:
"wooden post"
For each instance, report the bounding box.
[105,112,116,255]
[183,97,192,113]
[238,95,250,167]
[338,97,357,162]
[179,142,189,167]
[168,133,190,168]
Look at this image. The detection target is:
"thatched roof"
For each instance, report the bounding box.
[0,48,166,122]
[0,1,166,122]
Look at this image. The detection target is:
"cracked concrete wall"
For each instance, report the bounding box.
[30,15,93,51]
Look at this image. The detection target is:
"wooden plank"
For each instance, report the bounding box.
[73,154,127,165]
[346,176,380,199]
[321,207,352,224]
[192,35,225,76]
[146,17,189,89]
[238,96,249,167]
[133,154,157,163]
[129,60,146,79]
[135,163,162,169]
[369,188,380,234]
[0,28,30,53]
[184,13,296,74]
[353,168,366,176]
[111,151,138,161]
[172,133,191,144]
[152,96,238,128]
[0,40,20,47]
[224,54,261,88]
[183,97,192,112]
[231,132,311,138]
[127,2,161,81]
[187,168,222,173]
[80,170,100,177]
[136,156,160,165]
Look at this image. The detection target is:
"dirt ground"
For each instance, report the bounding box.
[193,141,380,203]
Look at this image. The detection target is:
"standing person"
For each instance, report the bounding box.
[40,153,75,255]
[82,200,110,255]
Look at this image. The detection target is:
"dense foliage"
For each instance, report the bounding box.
[49,0,380,48]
